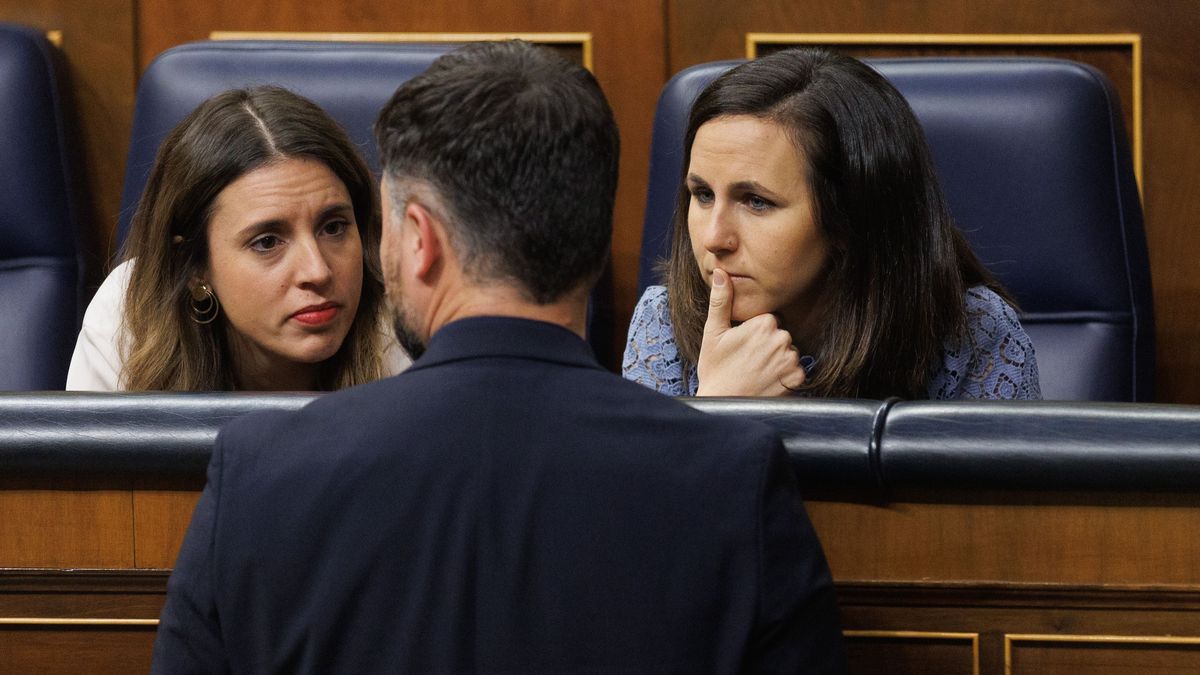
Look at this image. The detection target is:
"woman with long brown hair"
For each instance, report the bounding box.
[67,86,408,391]
[624,48,1040,400]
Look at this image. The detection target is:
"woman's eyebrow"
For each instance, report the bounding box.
[234,202,355,239]
[317,202,354,220]
[729,180,782,198]
[235,219,286,239]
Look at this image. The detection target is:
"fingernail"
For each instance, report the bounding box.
[712,270,726,287]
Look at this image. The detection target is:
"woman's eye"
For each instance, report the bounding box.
[746,195,772,212]
[320,220,349,237]
[691,188,714,205]
[249,235,280,252]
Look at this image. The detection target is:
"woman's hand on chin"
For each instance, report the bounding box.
[695,269,806,396]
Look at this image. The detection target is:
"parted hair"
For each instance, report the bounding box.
[666,48,1012,399]
[121,86,386,391]
[374,40,620,303]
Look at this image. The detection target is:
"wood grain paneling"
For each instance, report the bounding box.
[0,0,137,283]
[0,480,133,568]
[0,570,164,672]
[132,484,202,569]
[209,30,593,69]
[846,631,978,674]
[0,570,167,620]
[837,582,1200,674]
[5,496,1200,672]
[1007,636,1200,674]
[136,0,669,366]
[668,0,1200,403]
[807,490,1200,585]
[0,624,156,675]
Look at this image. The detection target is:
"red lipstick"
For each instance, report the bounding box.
[291,302,340,326]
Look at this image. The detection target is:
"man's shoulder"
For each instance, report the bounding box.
[217,376,409,457]
[597,372,784,452]
[218,363,781,479]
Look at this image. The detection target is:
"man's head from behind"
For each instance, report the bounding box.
[374,41,619,354]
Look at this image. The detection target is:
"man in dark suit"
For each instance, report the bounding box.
[152,40,845,673]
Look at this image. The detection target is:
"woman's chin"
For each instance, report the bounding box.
[731,302,774,323]
[289,337,347,365]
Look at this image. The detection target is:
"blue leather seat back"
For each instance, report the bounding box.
[639,58,1153,401]
[0,23,81,390]
[117,40,456,248]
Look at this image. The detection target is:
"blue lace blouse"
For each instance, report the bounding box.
[622,285,1042,400]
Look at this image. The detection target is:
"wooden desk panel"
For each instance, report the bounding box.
[131,479,203,569]
[0,624,156,675]
[6,485,1200,673]
[1007,636,1200,674]
[0,479,134,569]
[806,490,1200,586]
[0,571,165,674]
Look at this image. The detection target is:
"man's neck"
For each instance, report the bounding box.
[425,283,589,341]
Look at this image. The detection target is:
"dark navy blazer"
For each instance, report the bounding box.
[152,316,845,673]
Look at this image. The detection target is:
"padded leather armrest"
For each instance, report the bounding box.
[0,392,316,474]
[685,398,886,489]
[881,401,1200,491]
[5,393,1199,493]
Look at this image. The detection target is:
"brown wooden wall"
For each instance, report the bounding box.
[2,0,1199,400]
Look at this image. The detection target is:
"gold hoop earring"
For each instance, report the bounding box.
[189,283,220,325]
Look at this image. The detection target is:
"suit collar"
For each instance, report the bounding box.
[407,316,601,372]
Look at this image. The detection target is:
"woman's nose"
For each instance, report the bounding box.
[294,237,334,287]
[700,205,737,255]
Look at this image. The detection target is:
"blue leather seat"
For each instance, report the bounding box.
[0,23,82,390]
[639,58,1154,402]
[118,39,613,359]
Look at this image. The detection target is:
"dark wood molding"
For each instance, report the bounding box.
[838,580,1200,611]
[0,569,169,594]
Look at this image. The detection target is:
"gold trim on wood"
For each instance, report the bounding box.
[210,31,594,72]
[745,33,1143,192]
[1004,633,1200,674]
[845,630,980,675]
[45,30,62,48]
[0,618,158,626]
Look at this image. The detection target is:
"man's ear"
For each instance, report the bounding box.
[404,200,445,281]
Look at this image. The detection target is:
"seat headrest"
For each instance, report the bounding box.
[0,23,77,258]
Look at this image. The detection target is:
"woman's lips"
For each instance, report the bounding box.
[291,302,340,326]
[710,270,751,281]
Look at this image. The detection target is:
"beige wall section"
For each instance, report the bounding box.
[0,0,137,287]
[135,0,670,365]
[668,0,1200,403]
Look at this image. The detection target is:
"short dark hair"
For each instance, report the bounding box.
[374,40,619,303]
[123,86,386,390]
[666,48,1009,399]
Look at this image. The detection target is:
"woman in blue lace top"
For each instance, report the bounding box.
[623,48,1040,400]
